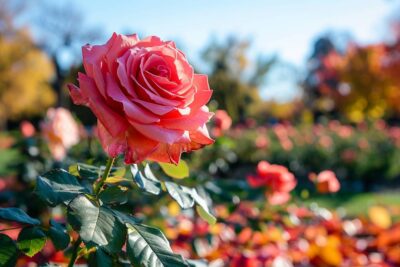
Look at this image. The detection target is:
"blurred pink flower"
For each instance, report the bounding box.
[41,107,80,161]
[319,135,333,149]
[19,120,35,138]
[337,125,353,138]
[212,110,232,137]
[310,170,340,193]
[255,135,269,149]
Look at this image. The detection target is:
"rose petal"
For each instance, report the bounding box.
[130,122,185,144]
[124,127,159,164]
[97,120,126,157]
[132,99,175,116]
[78,73,127,137]
[131,74,182,107]
[189,124,214,145]
[160,106,213,131]
[67,84,88,105]
[105,74,160,124]
[105,33,139,71]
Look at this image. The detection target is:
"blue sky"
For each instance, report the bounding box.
[39,0,399,101]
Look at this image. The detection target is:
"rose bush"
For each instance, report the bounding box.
[68,33,214,164]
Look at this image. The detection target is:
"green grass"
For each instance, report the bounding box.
[0,148,21,175]
[302,192,400,218]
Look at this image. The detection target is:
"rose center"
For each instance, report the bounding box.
[152,65,170,78]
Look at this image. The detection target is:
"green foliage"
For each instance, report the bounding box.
[131,164,162,195]
[69,163,101,180]
[99,185,128,205]
[165,182,195,209]
[17,227,47,257]
[159,160,190,179]
[0,208,40,225]
[48,220,69,251]
[0,147,21,176]
[67,195,127,253]
[1,160,214,265]
[0,234,18,267]
[88,248,113,267]
[130,163,216,224]
[126,223,188,267]
[35,169,90,206]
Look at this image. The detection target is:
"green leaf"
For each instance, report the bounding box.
[0,208,40,225]
[109,167,126,178]
[191,190,217,225]
[187,259,209,267]
[88,248,113,267]
[70,163,100,180]
[67,195,127,253]
[99,186,128,205]
[48,220,69,251]
[165,182,194,209]
[126,224,188,267]
[159,160,189,179]
[35,169,90,207]
[112,210,141,225]
[17,227,47,257]
[0,234,18,267]
[131,165,161,195]
[164,183,216,224]
[196,206,216,225]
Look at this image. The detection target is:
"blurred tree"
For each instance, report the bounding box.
[202,36,275,123]
[302,36,344,120]
[0,0,55,129]
[33,2,101,107]
[382,16,400,120]
[303,31,400,123]
[338,44,391,122]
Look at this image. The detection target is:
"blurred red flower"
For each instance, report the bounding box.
[247,161,297,205]
[310,170,340,193]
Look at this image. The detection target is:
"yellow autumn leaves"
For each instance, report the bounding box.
[0,30,55,126]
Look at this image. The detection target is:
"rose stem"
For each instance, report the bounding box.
[94,157,115,196]
[68,236,82,267]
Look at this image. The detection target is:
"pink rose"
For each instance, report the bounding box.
[212,109,232,137]
[310,170,340,193]
[68,33,214,164]
[41,108,80,161]
[20,120,36,138]
[247,161,297,205]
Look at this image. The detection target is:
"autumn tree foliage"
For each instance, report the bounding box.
[303,30,400,123]
[0,1,55,128]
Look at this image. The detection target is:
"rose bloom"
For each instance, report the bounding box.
[212,109,232,137]
[310,170,340,193]
[68,33,213,164]
[41,107,80,161]
[20,120,36,138]
[247,161,297,205]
